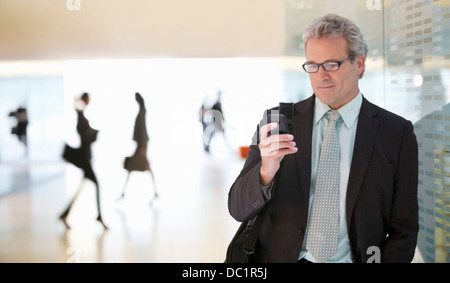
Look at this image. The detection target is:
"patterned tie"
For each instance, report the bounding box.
[306,110,341,263]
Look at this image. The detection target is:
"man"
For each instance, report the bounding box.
[228,14,418,263]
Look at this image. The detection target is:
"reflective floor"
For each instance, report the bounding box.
[0,140,425,263]
[0,142,243,263]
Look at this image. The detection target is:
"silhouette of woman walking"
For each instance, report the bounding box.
[60,93,108,230]
[119,93,157,203]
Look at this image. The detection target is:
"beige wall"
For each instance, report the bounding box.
[0,0,285,60]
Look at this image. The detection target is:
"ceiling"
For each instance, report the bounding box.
[0,0,286,60]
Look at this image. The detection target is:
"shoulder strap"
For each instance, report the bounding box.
[225,205,268,263]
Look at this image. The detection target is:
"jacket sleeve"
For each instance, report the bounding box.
[381,121,419,262]
[228,113,272,222]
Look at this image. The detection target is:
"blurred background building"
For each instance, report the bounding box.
[0,0,449,263]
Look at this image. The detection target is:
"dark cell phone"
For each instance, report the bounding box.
[268,113,290,135]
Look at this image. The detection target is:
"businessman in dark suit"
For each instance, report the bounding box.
[228,14,419,263]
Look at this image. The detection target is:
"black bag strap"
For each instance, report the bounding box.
[225,205,268,263]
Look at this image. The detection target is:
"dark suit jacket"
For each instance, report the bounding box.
[228,95,419,263]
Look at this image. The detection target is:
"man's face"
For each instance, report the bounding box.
[305,37,365,110]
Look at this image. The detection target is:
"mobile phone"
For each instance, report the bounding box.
[268,113,290,135]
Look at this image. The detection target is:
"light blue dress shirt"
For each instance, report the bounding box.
[299,92,363,263]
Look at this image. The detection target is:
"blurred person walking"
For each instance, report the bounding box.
[119,92,158,203]
[8,106,29,156]
[60,92,108,230]
[199,90,226,154]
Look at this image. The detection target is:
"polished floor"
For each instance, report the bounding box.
[0,143,426,263]
[0,143,243,263]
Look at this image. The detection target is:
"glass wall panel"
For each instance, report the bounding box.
[0,75,65,162]
[0,72,65,196]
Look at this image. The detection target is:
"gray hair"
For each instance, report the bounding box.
[303,14,368,78]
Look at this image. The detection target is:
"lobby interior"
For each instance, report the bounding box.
[1,0,449,263]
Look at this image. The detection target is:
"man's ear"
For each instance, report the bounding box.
[356,55,366,78]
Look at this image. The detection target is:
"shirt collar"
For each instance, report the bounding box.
[314,92,362,129]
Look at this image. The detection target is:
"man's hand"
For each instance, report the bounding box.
[259,122,297,186]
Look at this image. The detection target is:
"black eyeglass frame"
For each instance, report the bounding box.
[302,56,355,73]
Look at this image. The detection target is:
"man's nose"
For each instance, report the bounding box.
[315,65,331,80]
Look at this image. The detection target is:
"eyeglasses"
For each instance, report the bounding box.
[302,56,354,73]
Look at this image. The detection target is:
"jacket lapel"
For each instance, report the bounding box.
[293,96,315,203]
[345,98,379,225]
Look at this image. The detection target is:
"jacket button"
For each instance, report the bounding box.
[252,198,261,208]
[298,228,305,236]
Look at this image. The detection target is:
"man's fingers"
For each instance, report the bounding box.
[261,134,295,146]
[260,122,278,139]
[259,139,297,156]
[260,123,294,145]
[259,122,296,158]
[260,144,298,157]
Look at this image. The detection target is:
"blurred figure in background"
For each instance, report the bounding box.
[8,107,29,155]
[119,92,158,203]
[199,90,225,154]
[60,92,108,230]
